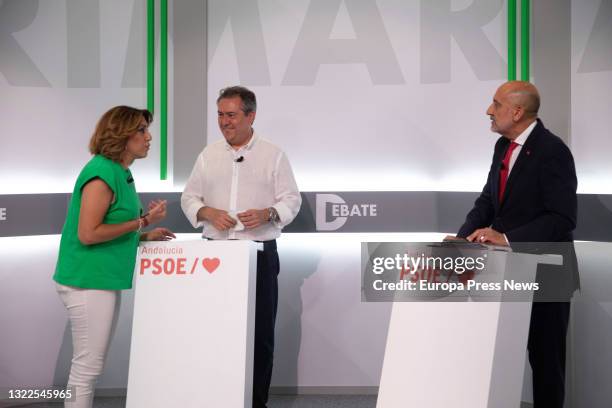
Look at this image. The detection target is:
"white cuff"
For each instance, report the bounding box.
[185,203,205,229]
[273,202,293,228]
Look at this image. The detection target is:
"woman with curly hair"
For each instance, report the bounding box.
[53,106,175,407]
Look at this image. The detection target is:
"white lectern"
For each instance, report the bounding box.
[376,249,562,408]
[126,240,260,408]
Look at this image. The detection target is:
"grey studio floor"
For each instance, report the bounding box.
[8,397,539,408]
[10,395,377,408]
[10,397,540,408]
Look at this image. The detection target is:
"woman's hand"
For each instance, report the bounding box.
[141,227,176,242]
[148,199,165,212]
[145,200,167,225]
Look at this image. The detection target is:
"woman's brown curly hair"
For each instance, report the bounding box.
[89,106,153,162]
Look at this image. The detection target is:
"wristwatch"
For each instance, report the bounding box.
[268,207,280,224]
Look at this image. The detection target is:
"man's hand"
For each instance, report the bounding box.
[199,207,237,231]
[237,209,269,229]
[466,227,508,246]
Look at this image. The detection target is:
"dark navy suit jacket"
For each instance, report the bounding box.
[457,119,579,297]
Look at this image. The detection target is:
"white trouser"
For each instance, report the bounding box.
[56,283,121,408]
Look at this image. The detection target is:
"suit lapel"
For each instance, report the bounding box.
[500,120,542,206]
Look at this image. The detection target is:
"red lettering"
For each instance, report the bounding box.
[163,258,175,275]
[140,257,196,276]
[140,258,151,275]
[399,266,412,280]
[152,258,162,275]
[176,258,186,274]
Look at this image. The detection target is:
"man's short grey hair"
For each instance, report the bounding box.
[217,86,257,114]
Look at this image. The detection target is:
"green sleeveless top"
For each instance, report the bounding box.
[53,155,142,289]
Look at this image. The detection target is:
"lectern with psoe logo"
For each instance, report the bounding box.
[126,240,261,408]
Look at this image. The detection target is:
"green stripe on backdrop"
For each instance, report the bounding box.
[508,0,517,80]
[160,0,168,180]
[521,0,530,80]
[147,0,154,113]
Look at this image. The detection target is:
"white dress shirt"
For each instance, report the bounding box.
[181,131,302,241]
[507,119,536,174]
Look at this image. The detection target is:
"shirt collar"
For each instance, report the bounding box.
[513,120,536,146]
[224,129,258,151]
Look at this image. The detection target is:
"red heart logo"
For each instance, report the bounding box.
[202,258,220,273]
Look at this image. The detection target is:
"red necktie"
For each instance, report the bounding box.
[498,142,519,203]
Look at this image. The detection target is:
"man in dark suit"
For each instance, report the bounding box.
[454,81,578,407]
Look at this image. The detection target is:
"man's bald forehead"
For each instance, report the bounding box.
[499,81,540,116]
[500,80,537,93]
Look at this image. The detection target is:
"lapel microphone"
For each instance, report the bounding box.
[235,156,244,163]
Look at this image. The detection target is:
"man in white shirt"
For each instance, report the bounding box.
[181,86,301,408]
